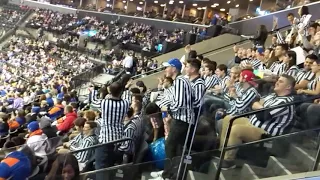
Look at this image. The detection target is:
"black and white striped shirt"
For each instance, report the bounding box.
[156,86,174,107]
[219,75,231,92]
[158,75,194,124]
[118,115,142,154]
[121,89,132,103]
[295,69,315,84]
[250,94,294,136]
[242,59,262,69]
[91,90,130,143]
[285,65,300,78]
[272,62,287,76]
[227,86,259,115]
[307,76,320,90]
[70,134,97,163]
[190,76,205,108]
[204,75,220,90]
[223,81,243,101]
[269,61,279,72]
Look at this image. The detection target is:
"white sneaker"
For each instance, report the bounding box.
[150,170,164,178]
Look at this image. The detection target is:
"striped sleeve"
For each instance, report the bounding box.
[72,136,96,163]
[274,63,287,75]
[227,87,259,115]
[90,90,102,108]
[192,78,205,108]
[305,71,315,81]
[69,133,82,147]
[118,123,136,153]
[204,75,219,90]
[121,90,131,102]
[156,87,173,108]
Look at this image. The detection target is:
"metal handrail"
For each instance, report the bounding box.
[71,137,133,154]
[215,95,320,180]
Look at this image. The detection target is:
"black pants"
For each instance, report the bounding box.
[162,120,194,179]
[95,144,117,180]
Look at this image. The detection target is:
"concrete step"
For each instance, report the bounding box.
[187,163,259,180]
[288,144,317,171]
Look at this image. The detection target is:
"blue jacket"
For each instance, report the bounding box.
[0,151,32,180]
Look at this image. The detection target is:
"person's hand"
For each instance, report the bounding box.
[297,89,304,94]
[314,99,320,104]
[161,106,168,112]
[125,79,133,88]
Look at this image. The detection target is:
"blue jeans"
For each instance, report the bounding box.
[95,144,117,180]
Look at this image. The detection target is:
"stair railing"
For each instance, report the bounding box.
[215,95,320,180]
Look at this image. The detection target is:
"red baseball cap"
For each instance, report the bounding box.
[241,70,257,86]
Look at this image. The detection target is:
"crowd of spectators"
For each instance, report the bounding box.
[1,3,320,180]
[26,9,185,52]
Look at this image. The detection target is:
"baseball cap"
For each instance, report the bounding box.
[31,106,41,114]
[27,121,39,132]
[241,70,257,86]
[257,47,264,55]
[162,58,182,72]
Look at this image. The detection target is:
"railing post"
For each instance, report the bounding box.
[214,116,237,180]
[312,132,320,171]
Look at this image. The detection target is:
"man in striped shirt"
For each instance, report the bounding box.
[151,58,194,180]
[295,54,317,89]
[219,74,295,169]
[203,61,219,90]
[90,81,130,180]
[185,59,205,119]
[118,106,141,162]
[269,44,289,75]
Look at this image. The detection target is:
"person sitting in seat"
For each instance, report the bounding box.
[8,109,26,131]
[26,121,52,157]
[47,99,64,121]
[55,105,77,134]
[0,145,36,180]
[219,74,295,169]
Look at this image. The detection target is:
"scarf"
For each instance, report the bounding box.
[29,129,43,138]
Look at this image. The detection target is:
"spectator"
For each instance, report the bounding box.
[219,74,295,169]
[45,153,80,180]
[90,81,129,180]
[26,121,52,157]
[0,145,35,180]
[152,58,194,179]
[56,105,78,133]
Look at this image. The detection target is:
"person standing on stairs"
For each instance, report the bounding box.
[151,58,195,180]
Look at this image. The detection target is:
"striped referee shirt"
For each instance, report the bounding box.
[272,62,287,76]
[204,75,220,90]
[227,86,259,115]
[269,61,279,72]
[223,82,243,101]
[156,86,174,107]
[121,89,132,103]
[285,65,300,78]
[242,59,262,69]
[295,69,315,84]
[91,90,130,143]
[249,93,294,136]
[157,75,194,124]
[219,75,231,92]
[307,76,320,90]
[118,119,139,154]
[70,134,97,163]
[190,76,205,108]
